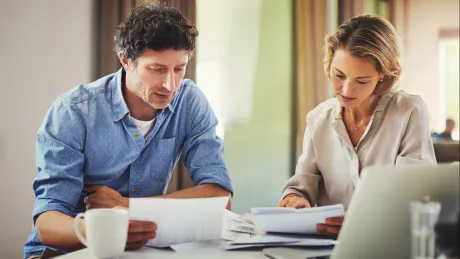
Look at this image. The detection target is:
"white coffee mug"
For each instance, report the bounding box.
[73,208,129,259]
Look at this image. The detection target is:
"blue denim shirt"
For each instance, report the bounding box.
[24,69,233,258]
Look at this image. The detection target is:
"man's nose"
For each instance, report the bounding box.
[163,71,175,92]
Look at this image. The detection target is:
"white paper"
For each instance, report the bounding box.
[222,209,244,223]
[223,233,337,250]
[221,209,253,241]
[129,197,229,247]
[230,234,334,245]
[170,240,224,252]
[221,230,252,242]
[222,210,256,234]
[224,240,337,250]
[250,204,344,234]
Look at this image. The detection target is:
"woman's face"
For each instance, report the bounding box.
[330,49,383,108]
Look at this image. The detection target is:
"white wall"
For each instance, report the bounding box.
[0,1,94,257]
[400,0,459,132]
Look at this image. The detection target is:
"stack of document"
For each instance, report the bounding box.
[223,233,338,250]
[129,197,258,247]
[250,204,344,234]
[221,210,255,241]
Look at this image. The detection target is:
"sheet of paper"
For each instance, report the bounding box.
[129,196,229,247]
[170,240,224,252]
[230,233,336,245]
[223,210,256,234]
[221,209,253,241]
[224,241,337,251]
[221,230,252,242]
[223,234,337,250]
[250,204,344,234]
[251,204,343,215]
[223,209,242,222]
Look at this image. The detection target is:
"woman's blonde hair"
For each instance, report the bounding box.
[324,15,402,95]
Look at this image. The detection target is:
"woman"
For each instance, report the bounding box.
[278,15,436,234]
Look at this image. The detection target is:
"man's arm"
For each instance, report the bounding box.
[33,98,86,251]
[180,85,233,206]
[85,183,232,210]
[36,211,85,251]
[280,112,321,206]
[37,209,158,251]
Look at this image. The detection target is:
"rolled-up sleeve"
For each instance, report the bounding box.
[281,112,321,205]
[32,98,86,223]
[396,97,437,165]
[181,87,233,194]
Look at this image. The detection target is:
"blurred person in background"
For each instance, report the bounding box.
[277,15,436,236]
[439,118,456,141]
[24,4,232,259]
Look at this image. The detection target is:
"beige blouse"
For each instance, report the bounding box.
[281,91,437,209]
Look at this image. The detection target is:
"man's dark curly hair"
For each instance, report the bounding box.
[114,4,198,62]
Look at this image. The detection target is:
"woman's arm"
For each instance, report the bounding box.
[280,112,322,206]
[396,97,437,165]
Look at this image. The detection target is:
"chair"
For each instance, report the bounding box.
[433,141,460,163]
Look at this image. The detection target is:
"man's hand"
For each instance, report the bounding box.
[125,220,157,250]
[84,185,128,210]
[316,216,344,237]
[113,207,157,250]
[277,193,311,208]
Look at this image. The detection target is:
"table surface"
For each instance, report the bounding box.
[56,245,269,259]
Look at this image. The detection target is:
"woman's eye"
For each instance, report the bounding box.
[357,81,369,85]
[336,74,345,79]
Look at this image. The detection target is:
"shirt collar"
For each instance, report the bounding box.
[334,91,395,120]
[111,69,129,122]
[111,69,176,122]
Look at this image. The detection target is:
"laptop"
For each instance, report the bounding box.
[264,164,459,259]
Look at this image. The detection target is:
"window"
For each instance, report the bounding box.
[439,38,459,140]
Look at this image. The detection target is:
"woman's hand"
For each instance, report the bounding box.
[316,216,345,237]
[277,194,311,208]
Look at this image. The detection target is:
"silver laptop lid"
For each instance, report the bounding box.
[332,164,459,259]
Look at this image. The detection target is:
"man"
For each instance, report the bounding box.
[439,119,456,141]
[24,4,233,259]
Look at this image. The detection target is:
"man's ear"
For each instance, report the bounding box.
[118,52,130,70]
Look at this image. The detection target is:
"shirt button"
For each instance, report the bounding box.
[133,132,139,138]
[131,188,137,194]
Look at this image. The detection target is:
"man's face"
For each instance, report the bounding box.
[126,49,188,109]
[446,121,455,132]
[330,49,382,109]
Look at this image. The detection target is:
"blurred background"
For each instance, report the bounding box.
[0,0,458,257]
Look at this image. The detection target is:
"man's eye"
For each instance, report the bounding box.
[148,67,163,73]
[174,69,183,73]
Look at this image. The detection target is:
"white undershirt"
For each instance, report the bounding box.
[131,117,156,139]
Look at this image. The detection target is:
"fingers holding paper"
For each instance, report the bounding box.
[125,220,157,250]
[113,206,157,250]
[316,216,345,237]
[277,193,311,208]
